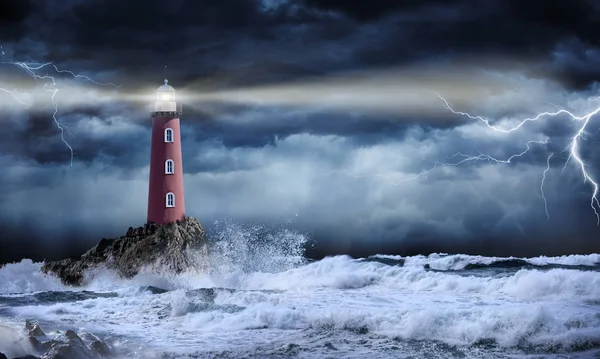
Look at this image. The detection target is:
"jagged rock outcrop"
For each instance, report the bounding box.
[42,217,209,286]
[6,321,114,359]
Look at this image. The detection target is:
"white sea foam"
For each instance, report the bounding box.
[215,255,600,301]
[372,253,600,270]
[0,259,65,294]
[7,270,600,356]
[2,254,599,300]
[1,228,599,357]
[3,254,599,355]
[206,220,308,274]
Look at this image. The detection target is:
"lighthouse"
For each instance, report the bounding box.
[147,79,186,225]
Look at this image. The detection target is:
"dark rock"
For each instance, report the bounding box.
[40,339,60,351]
[42,336,101,359]
[29,323,45,337]
[0,352,6,359]
[25,321,48,352]
[28,335,42,352]
[43,344,75,359]
[90,340,111,357]
[13,356,39,359]
[80,333,111,356]
[19,321,111,359]
[42,217,209,286]
[65,330,84,345]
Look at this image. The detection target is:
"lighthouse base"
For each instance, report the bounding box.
[41,217,209,286]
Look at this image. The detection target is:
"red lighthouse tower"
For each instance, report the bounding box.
[147,79,185,225]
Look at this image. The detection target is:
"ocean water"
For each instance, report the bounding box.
[0,223,599,358]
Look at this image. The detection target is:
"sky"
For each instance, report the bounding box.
[1,0,600,264]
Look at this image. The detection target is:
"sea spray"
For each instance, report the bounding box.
[0,220,309,294]
[205,220,309,274]
[0,324,35,358]
[0,259,65,295]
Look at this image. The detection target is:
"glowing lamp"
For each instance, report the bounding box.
[157,79,176,102]
[154,79,179,112]
[159,92,174,101]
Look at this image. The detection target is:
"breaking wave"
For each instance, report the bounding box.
[366,253,600,271]
[1,227,599,358]
[0,259,66,295]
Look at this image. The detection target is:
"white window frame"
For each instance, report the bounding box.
[165,159,174,174]
[164,128,174,143]
[166,192,175,208]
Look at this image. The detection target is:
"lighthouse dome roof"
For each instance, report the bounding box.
[157,79,175,92]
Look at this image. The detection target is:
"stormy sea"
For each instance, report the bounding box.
[1,224,599,359]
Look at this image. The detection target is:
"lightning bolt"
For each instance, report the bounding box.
[0,55,120,166]
[435,92,589,133]
[325,91,600,225]
[541,153,554,222]
[0,87,26,105]
[431,93,600,224]
[50,65,122,88]
[323,140,548,186]
[569,109,600,225]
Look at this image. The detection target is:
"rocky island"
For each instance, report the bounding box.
[42,217,209,286]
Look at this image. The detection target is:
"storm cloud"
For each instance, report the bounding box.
[1,0,600,264]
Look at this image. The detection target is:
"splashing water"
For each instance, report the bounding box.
[206,220,309,275]
[0,225,599,358]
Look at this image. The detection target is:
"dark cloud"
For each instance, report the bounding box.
[1,0,600,265]
[185,107,418,150]
[303,0,463,22]
[303,0,600,88]
[0,0,33,42]
[0,0,32,24]
[505,0,600,45]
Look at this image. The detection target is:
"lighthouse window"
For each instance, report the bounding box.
[164,128,174,143]
[165,159,174,174]
[166,192,175,207]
